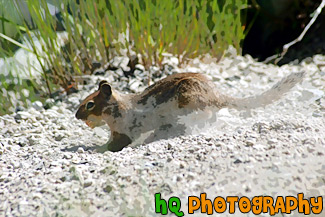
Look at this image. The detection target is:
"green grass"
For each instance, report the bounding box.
[0,0,247,115]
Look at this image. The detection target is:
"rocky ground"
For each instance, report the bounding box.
[0,52,325,217]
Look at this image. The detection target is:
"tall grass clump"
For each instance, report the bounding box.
[0,0,247,115]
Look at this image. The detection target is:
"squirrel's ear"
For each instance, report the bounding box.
[98,80,108,90]
[99,81,112,97]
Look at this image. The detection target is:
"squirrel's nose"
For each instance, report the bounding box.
[75,108,82,120]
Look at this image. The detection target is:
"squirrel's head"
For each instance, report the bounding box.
[75,80,113,128]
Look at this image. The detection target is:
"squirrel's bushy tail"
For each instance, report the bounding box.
[227,72,305,110]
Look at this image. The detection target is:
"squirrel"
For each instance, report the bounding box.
[76,72,304,152]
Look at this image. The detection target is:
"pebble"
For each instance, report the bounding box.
[14,111,30,121]
[245,139,255,147]
[32,101,43,111]
[135,64,145,71]
[77,147,85,153]
[129,79,142,92]
[54,133,64,141]
[115,68,125,78]
[11,161,21,169]
[83,179,93,188]
[103,185,112,193]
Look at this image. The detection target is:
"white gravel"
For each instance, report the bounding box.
[0,53,325,217]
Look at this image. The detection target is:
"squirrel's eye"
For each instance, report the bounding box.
[86,101,95,110]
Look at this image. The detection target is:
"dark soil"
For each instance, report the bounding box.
[243,0,325,65]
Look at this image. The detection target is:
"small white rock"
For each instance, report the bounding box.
[77,147,85,153]
[32,101,43,111]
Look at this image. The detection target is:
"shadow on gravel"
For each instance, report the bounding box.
[61,145,98,153]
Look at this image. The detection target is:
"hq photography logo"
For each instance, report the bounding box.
[154,193,323,216]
